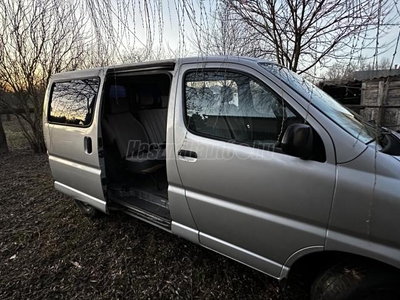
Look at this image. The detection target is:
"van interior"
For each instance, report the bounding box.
[101,72,172,227]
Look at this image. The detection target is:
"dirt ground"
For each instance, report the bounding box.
[0,118,308,299]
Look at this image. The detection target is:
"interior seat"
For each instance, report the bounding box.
[138,109,167,144]
[105,97,165,174]
[214,86,252,143]
[137,93,168,145]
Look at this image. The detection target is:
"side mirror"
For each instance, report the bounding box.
[281,123,313,159]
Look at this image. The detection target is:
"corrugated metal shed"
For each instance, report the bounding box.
[353,69,400,81]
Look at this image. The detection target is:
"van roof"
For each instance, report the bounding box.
[51,56,276,81]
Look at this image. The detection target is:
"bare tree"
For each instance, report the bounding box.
[0,86,9,154]
[223,0,395,74]
[82,0,165,62]
[79,0,398,74]
[0,0,90,153]
[120,46,166,63]
[0,116,9,154]
[325,56,394,82]
[374,57,392,70]
[190,4,266,58]
[80,41,114,69]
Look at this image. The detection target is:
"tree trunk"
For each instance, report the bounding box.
[0,116,9,154]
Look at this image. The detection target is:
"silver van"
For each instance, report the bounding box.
[43,56,400,300]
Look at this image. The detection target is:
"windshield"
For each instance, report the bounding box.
[260,63,378,144]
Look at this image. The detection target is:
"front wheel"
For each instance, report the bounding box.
[74,200,103,218]
[310,262,400,300]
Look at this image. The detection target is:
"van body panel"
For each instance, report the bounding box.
[171,221,199,244]
[298,105,368,164]
[54,181,106,212]
[280,245,324,278]
[322,122,368,164]
[174,61,337,273]
[326,146,400,269]
[326,230,400,270]
[49,155,104,200]
[167,68,198,230]
[43,68,107,212]
[186,187,329,271]
[45,125,101,170]
[200,232,282,278]
[168,185,198,230]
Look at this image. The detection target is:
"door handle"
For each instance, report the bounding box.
[178,149,197,158]
[178,149,197,162]
[84,136,92,154]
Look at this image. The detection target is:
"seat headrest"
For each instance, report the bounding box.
[110,97,130,114]
[140,92,154,107]
[221,86,233,103]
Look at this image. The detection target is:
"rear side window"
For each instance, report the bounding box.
[48,78,100,126]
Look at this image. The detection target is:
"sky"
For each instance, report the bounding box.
[105,0,400,69]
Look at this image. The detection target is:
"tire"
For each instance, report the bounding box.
[310,262,400,300]
[74,200,103,218]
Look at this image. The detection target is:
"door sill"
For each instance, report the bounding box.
[111,197,171,232]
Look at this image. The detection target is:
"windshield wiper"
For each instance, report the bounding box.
[364,126,386,144]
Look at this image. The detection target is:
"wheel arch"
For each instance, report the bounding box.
[281,249,400,284]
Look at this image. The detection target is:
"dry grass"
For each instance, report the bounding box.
[2,115,30,150]
[0,117,308,300]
